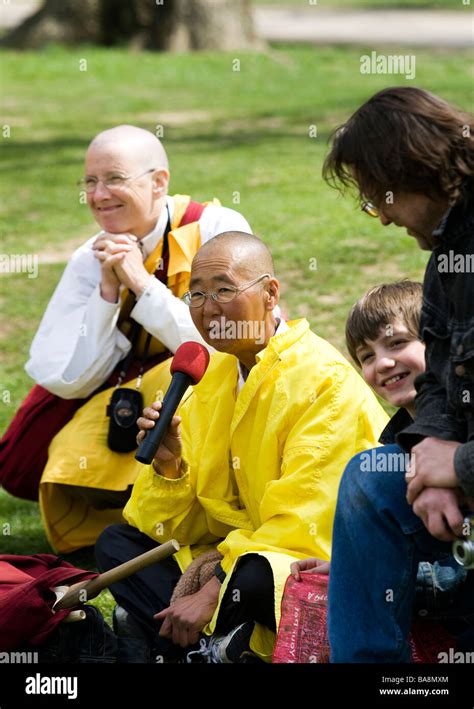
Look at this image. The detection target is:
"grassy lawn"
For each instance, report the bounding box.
[0,43,471,623]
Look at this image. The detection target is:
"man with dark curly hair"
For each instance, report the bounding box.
[323,87,474,661]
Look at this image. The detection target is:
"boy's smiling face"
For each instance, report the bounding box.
[356,320,426,415]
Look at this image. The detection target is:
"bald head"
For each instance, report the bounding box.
[195,231,275,279]
[84,125,170,237]
[87,125,169,172]
[189,232,280,368]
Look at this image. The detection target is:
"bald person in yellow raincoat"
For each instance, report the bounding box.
[95,232,389,663]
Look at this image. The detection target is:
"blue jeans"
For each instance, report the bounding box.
[19,606,117,663]
[328,444,474,662]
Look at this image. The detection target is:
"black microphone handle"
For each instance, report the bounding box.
[135,371,192,465]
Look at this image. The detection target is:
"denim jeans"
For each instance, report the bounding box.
[21,606,117,663]
[328,444,474,662]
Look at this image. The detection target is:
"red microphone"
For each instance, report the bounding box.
[135,342,210,465]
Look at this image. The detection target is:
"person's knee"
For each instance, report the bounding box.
[336,451,367,510]
[95,523,131,572]
[231,555,273,602]
[337,445,409,517]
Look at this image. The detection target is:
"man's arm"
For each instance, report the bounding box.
[398,370,463,449]
[454,442,474,498]
[123,400,238,545]
[398,256,464,450]
[154,576,221,648]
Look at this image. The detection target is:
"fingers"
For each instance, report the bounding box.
[172,619,184,647]
[406,476,424,506]
[168,415,182,436]
[136,415,156,433]
[444,503,464,538]
[93,233,137,251]
[160,618,188,647]
[158,616,173,640]
[290,558,330,580]
[95,252,127,270]
[304,561,330,575]
[405,458,416,481]
[136,402,163,432]
[106,243,134,256]
[94,247,132,264]
[156,608,188,647]
[155,607,174,641]
[299,558,322,571]
[290,561,301,581]
[187,627,201,647]
[426,512,456,542]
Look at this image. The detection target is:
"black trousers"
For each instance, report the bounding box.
[95,524,276,658]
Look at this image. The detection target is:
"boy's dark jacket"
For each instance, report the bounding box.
[380,408,413,444]
[397,186,474,497]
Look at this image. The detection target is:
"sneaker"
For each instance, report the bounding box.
[186,622,255,664]
[112,605,147,637]
[112,605,152,663]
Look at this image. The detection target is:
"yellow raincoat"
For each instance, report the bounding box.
[124,318,388,660]
[39,195,213,553]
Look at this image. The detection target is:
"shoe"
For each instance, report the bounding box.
[112,605,152,663]
[186,622,255,664]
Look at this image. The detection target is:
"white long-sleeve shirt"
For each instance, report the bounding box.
[26,197,251,399]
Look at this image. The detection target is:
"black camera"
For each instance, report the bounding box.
[106,388,144,453]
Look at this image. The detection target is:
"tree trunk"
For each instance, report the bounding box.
[1,0,102,49]
[2,0,260,51]
[155,0,259,52]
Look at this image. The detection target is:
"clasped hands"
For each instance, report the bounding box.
[93,232,151,302]
[405,437,473,541]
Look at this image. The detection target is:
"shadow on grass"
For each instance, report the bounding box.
[0,119,336,170]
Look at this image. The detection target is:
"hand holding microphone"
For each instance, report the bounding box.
[135,341,210,471]
[136,402,183,478]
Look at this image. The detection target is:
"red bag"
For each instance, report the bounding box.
[273,573,456,663]
[0,554,97,650]
[273,573,330,663]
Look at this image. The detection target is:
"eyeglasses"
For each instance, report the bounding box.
[77,168,156,193]
[361,201,379,218]
[183,274,271,308]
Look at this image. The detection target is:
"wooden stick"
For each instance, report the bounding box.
[53,539,180,611]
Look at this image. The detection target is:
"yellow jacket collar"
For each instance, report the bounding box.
[255,318,309,364]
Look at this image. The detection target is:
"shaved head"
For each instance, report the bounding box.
[87,125,169,172]
[84,125,170,236]
[196,231,275,279]
[189,231,280,368]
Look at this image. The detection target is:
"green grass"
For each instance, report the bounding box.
[0,486,115,622]
[0,43,472,624]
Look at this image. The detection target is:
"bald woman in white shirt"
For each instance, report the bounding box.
[27,125,251,398]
